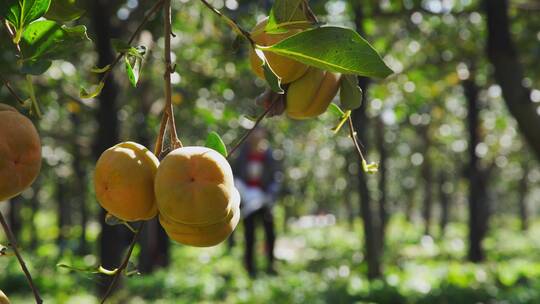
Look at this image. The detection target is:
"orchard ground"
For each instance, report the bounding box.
[3,213,540,304]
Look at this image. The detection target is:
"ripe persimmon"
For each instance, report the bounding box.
[0,104,41,202]
[155,146,240,247]
[94,142,159,221]
[286,68,340,119]
[249,17,309,84]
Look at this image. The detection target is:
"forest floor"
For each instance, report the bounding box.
[4,215,540,303]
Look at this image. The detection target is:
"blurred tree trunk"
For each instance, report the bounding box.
[56,178,68,254]
[29,179,41,250]
[8,196,22,239]
[484,0,540,161]
[136,81,170,273]
[438,171,450,235]
[405,187,415,222]
[375,118,388,250]
[420,125,433,236]
[71,112,89,254]
[518,164,529,231]
[90,0,123,295]
[463,75,489,263]
[351,1,382,280]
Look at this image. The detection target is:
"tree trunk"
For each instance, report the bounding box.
[71,112,89,254]
[352,1,382,280]
[438,172,450,236]
[375,118,388,250]
[463,76,489,262]
[90,0,123,295]
[136,81,170,273]
[484,0,540,161]
[420,125,433,236]
[29,179,41,250]
[518,164,529,231]
[8,196,22,240]
[56,178,68,254]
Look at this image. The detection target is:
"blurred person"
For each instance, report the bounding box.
[232,127,281,277]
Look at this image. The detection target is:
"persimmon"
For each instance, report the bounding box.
[0,290,9,304]
[94,141,159,221]
[248,17,309,84]
[286,68,341,119]
[155,146,240,247]
[0,104,41,202]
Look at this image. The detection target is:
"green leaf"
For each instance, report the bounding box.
[104,213,122,226]
[205,131,228,157]
[124,55,141,87]
[262,27,393,79]
[111,38,132,53]
[20,20,90,66]
[45,0,84,22]
[339,74,363,110]
[80,81,104,99]
[57,263,102,274]
[254,48,284,94]
[265,0,313,34]
[328,102,345,117]
[1,0,51,43]
[90,64,111,73]
[362,159,379,174]
[20,58,52,75]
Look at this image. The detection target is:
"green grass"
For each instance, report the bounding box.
[3,216,540,303]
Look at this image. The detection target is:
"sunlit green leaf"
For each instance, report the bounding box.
[80,81,104,99]
[20,20,90,69]
[45,0,84,22]
[328,102,345,117]
[254,48,283,94]
[339,74,362,110]
[262,27,393,79]
[265,0,313,34]
[90,64,111,73]
[205,131,228,157]
[1,0,51,43]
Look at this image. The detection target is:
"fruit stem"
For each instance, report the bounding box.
[347,115,366,160]
[0,210,43,303]
[227,95,278,160]
[99,222,144,304]
[153,112,168,156]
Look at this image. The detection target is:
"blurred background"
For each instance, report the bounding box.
[1,0,540,303]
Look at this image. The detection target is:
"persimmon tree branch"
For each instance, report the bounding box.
[197,0,254,45]
[163,0,182,149]
[0,211,42,304]
[98,0,166,85]
[100,2,180,302]
[348,116,366,161]
[227,96,278,159]
[99,222,143,304]
[1,76,25,105]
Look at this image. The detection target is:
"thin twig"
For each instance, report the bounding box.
[197,0,254,45]
[347,115,366,161]
[1,76,25,105]
[2,19,22,55]
[227,96,277,159]
[99,0,166,85]
[99,222,144,304]
[0,211,42,303]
